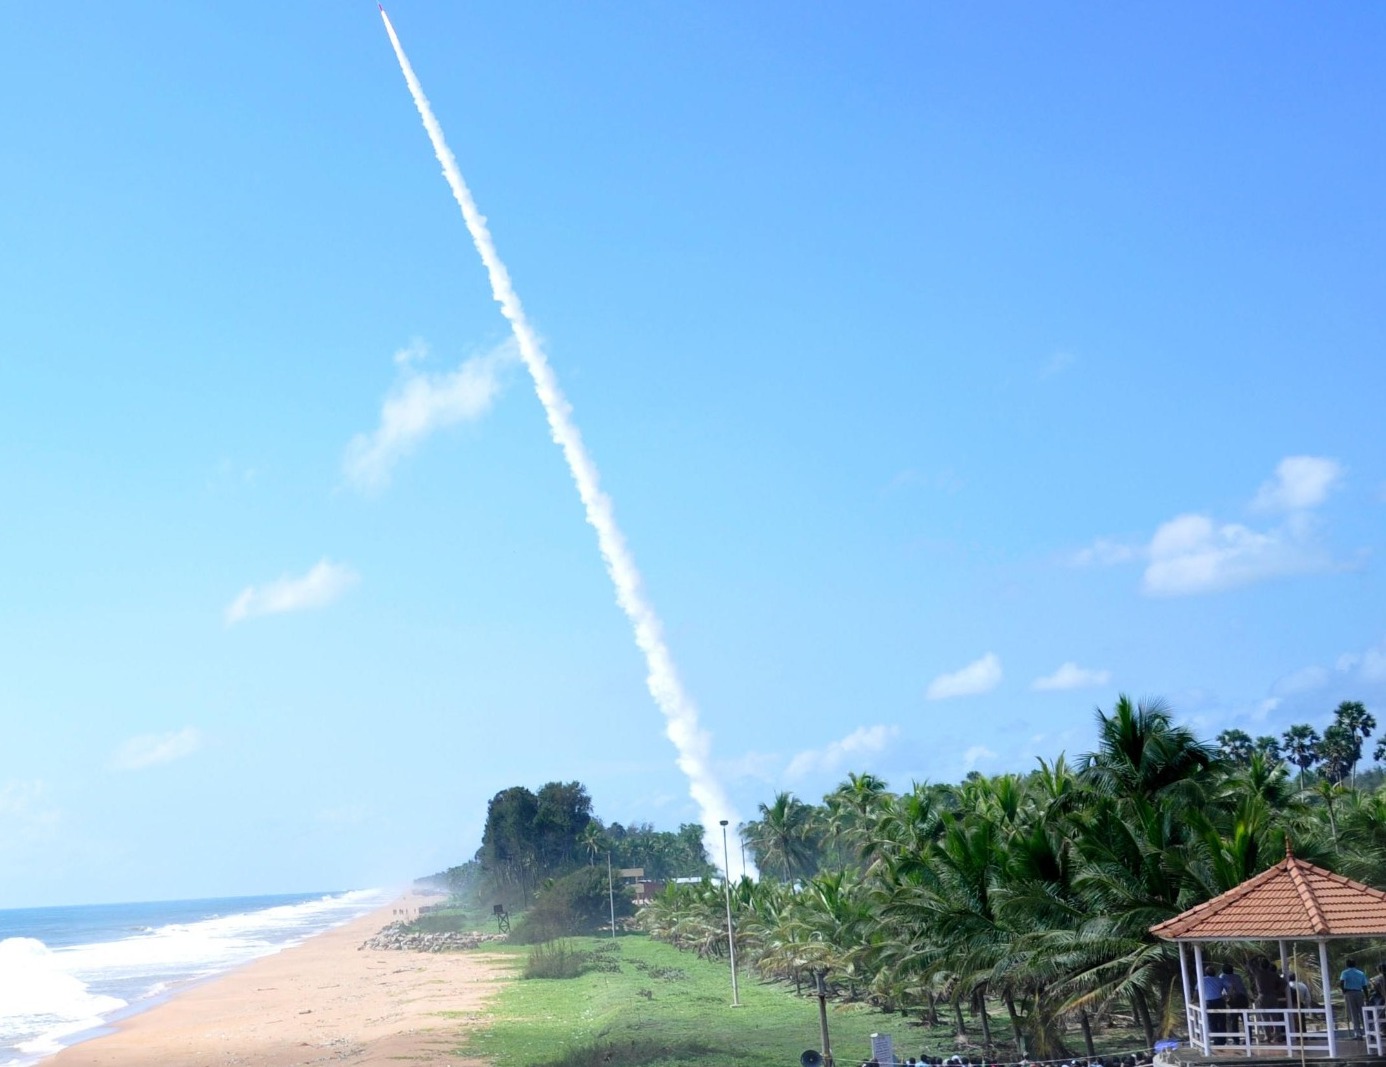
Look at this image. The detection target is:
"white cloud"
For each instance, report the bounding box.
[344,339,515,491]
[1252,456,1344,513]
[112,727,203,771]
[1031,662,1112,692]
[1271,664,1330,696]
[225,559,358,625]
[1074,457,1345,597]
[1337,637,1386,684]
[926,653,1002,700]
[963,745,997,769]
[392,337,430,367]
[1142,512,1332,596]
[785,725,899,780]
[1070,538,1139,567]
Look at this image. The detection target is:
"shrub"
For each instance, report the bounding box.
[510,866,634,943]
[522,939,588,980]
[535,1038,714,1067]
[407,909,482,934]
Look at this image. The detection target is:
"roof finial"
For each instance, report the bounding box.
[1286,836,1295,861]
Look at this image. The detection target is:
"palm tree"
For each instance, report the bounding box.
[1078,695,1219,805]
[824,772,889,868]
[1318,723,1358,784]
[579,823,609,866]
[1333,700,1376,785]
[1217,728,1255,765]
[1281,724,1321,788]
[744,792,818,883]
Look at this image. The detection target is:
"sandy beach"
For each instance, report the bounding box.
[43,894,511,1067]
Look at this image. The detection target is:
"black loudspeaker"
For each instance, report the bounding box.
[801,1051,824,1067]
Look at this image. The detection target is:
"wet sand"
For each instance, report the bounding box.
[43,894,512,1067]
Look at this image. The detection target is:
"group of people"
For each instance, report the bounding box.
[857,1054,1155,1067]
[1199,958,1315,1044]
[1199,957,1386,1044]
[848,958,1386,1067]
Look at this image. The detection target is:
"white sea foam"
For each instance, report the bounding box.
[0,889,386,1067]
[0,938,126,1038]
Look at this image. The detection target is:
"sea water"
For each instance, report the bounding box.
[0,889,389,1067]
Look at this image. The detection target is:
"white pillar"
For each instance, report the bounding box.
[1179,942,1196,1050]
[1279,940,1290,1054]
[1320,940,1337,1058]
[1195,942,1211,1054]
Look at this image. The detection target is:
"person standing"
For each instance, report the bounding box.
[1202,965,1229,1045]
[1221,963,1250,1043]
[1341,957,1370,1038]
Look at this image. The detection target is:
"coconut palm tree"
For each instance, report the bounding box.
[743,792,819,883]
[1333,700,1376,785]
[1281,724,1321,788]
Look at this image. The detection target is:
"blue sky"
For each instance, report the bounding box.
[1,2,1383,908]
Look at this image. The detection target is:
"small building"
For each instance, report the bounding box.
[1150,848,1386,1057]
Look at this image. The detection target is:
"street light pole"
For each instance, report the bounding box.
[719,819,740,1007]
[815,969,834,1067]
[607,851,617,940]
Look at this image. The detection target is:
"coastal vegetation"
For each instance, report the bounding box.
[643,696,1385,1057]
[421,779,715,913]
[429,695,1382,1062]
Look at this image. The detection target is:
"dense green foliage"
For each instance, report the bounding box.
[479,781,596,905]
[425,780,716,914]
[646,695,1383,1058]
[599,820,714,880]
[510,866,637,943]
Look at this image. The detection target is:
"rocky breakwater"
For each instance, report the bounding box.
[360,922,508,952]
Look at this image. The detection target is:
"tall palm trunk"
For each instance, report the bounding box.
[1004,990,1028,1056]
[1079,1008,1096,1058]
[976,990,993,1046]
[1131,990,1156,1048]
[953,998,968,1035]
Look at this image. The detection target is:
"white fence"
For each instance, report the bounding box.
[1365,1004,1384,1055]
[1188,1005,1335,1056]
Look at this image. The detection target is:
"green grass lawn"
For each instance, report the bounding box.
[459,934,947,1067]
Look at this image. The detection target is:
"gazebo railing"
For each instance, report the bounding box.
[1196,1007,1334,1056]
[1366,1005,1385,1055]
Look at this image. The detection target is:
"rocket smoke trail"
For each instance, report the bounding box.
[379,8,742,864]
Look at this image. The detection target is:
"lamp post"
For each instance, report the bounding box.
[607,851,617,940]
[815,969,834,1067]
[719,819,740,1007]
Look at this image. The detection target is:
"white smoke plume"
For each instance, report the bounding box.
[379,9,743,871]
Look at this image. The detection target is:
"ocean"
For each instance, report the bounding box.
[0,888,390,1067]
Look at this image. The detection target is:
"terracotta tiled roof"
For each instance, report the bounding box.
[1151,857,1386,941]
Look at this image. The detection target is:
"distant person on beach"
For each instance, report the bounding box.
[1342,958,1369,1038]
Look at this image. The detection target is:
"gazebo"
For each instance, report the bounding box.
[1151,850,1386,1057]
